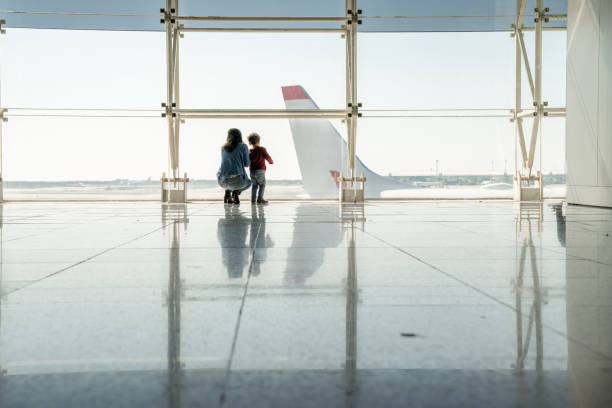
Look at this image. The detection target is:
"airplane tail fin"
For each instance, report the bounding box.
[282,85,405,197]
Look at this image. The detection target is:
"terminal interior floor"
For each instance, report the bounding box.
[0,200,610,407]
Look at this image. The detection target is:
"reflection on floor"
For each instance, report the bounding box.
[0,200,610,407]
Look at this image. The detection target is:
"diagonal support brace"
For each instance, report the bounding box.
[517,30,535,99]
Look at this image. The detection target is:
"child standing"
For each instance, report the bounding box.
[247,133,273,204]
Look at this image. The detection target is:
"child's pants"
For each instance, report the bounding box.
[250,170,266,201]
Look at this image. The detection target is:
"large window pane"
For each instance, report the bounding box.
[1,29,164,108]
[3,117,165,200]
[0,28,566,200]
[179,33,344,109]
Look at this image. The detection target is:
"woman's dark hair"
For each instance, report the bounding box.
[223,128,242,152]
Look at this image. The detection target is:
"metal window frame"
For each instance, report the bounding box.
[511,0,567,201]
[0,1,570,203]
[159,0,361,202]
[514,203,544,372]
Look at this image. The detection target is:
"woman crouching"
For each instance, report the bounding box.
[217,128,251,204]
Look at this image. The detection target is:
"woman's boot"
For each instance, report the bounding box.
[232,191,240,205]
[224,190,232,204]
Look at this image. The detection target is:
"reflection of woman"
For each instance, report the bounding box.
[217,128,251,205]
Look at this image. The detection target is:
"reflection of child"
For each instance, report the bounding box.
[249,205,273,277]
[247,133,274,204]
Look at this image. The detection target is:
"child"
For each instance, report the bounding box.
[247,132,273,204]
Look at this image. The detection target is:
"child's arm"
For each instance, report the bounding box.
[264,148,274,164]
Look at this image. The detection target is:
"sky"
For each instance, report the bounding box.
[0,28,566,181]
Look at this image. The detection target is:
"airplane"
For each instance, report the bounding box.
[282,85,409,197]
[282,85,516,198]
[414,181,445,188]
[480,182,513,190]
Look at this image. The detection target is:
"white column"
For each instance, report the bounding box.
[172,0,180,180]
[0,111,3,203]
[0,22,4,202]
[0,73,4,202]
[515,0,528,173]
[345,0,358,181]
[165,0,179,181]
[526,0,543,174]
[566,0,612,206]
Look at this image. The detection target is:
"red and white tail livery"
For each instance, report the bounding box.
[282,85,406,197]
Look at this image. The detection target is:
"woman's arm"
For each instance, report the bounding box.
[242,144,251,167]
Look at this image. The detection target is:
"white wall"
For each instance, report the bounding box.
[566,0,612,207]
[565,206,612,406]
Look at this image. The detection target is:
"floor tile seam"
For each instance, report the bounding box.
[1,208,82,223]
[0,208,201,248]
[115,246,388,250]
[3,220,177,297]
[563,255,612,268]
[1,300,180,306]
[440,221,577,261]
[0,224,101,244]
[1,233,42,243]
[0,212,147,245]
[381,256,570,261]
[359,227,612,363]
[184,206,207,217]
[357,304,524,308]
[218,218,264,407]
[0,222,86,226]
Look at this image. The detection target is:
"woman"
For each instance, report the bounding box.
[217,128,251,204]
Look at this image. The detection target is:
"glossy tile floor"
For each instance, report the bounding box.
[0,200,610,407]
